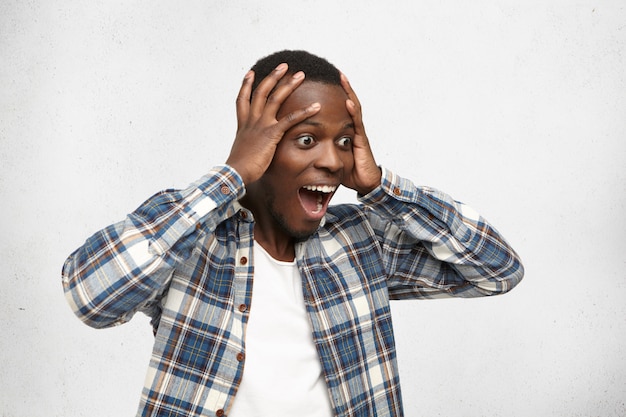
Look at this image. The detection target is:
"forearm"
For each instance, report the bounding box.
[360,167,524,298]
[62,165,245,328]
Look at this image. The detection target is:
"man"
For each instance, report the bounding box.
[62,50,524,417]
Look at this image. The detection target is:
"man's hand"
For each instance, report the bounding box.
[226,64,321,185]
[340,73,382,195]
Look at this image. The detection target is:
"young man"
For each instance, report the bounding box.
[62,50,524,417]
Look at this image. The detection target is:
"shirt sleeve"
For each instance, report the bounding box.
[61,165,245,328]
[359,167,524,299]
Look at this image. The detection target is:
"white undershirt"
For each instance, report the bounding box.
[227,244,333,417]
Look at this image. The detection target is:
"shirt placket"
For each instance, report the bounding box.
[214,212,254,417]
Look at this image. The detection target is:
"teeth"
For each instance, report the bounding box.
[312,194,323,214]
[303,185,337,193]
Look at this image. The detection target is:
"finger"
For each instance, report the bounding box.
[274,102,321,135]
[250,63,288,119]
[341,73,364,128]
[236,70,254,127]
[261,70,306,121]
[340,72,362,108]
[346,98,362,124]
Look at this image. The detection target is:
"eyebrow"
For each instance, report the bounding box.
[299,120,355,130]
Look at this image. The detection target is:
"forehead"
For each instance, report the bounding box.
[277,81,349,121]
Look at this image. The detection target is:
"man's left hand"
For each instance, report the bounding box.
[340,73,382,195]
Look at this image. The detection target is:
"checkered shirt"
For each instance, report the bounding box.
[62,165,524,417]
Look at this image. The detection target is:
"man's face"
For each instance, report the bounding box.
[256,81,355,238]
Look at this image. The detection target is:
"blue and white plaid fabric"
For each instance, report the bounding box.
[63,165,523,417]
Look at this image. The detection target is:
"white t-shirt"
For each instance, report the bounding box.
[227,244,334,417]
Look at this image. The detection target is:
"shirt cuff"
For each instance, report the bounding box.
[191,165,246,213]
[358,166,419,207]
[149,165,245,255]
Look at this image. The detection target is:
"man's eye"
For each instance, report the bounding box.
[296,135,315,146]
[337,137,352,147]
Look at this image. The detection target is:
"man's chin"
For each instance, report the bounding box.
[287,224,320,240]
[270,207,321,240]
[279,219,320,240]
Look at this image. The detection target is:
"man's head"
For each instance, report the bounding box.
[250,50,341,95]
[243,51,355,240]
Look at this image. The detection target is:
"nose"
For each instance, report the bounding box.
[314,141,344,173]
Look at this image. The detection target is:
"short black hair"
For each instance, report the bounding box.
[250,50,341,93]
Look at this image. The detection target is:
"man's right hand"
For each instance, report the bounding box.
[225,63,321,186]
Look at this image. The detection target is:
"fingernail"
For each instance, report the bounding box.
[309,102,321,110]
[244,70,253,80]
[292,71,304,80]
[275,63,288,71]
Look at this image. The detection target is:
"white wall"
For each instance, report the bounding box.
[1,1,624,416]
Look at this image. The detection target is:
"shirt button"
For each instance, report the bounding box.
[220,185,230,195]
[236,352,245,362]
[216,409,225,417]
[240,256,248,265]
[240,211,248,219]
[196,223,202,230]
[238,304,247,313]
[393,187,402,196]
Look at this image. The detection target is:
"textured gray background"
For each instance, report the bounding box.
[1,1,625,415]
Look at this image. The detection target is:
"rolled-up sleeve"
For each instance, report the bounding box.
[359,167,524,299]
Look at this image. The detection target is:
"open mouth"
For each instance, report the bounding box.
[298,185,337,216]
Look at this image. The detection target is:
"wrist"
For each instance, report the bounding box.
[225,160,252,186]
[356,167,382,195]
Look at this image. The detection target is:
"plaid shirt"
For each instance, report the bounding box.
[62,165,523,417]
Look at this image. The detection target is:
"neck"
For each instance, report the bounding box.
[254,232,295,262]
[240,193,295,262]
